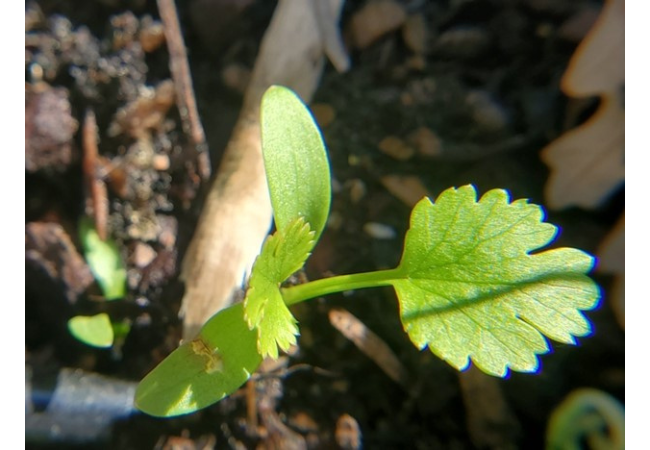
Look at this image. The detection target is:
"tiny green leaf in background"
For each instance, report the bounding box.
[79,216,126,300]
[135,303,262,417]
[68,313,114,348]
[244,217,315,358]
[546,388,624,450]
[261,85,331,242]
[393,185,600,376]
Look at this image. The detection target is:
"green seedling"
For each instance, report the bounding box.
[135,86,600,417]
[68,313,114,348]
[78,216,127,301]
[67,217,128,348]
[546,389,624,450]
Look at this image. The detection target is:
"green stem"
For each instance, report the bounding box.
[282,268,404,306]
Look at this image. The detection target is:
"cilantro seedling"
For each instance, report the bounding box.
[546,389,624,449]
[67,217,127,348]
[135,86,600,417]
[78,216,126,301]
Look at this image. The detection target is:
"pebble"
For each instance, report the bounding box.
[132,242,157,268]
[363,222,397,240]
[348,0,407,49]
[152,154,170,171]
[380,175,430,207]
[139,16,165,52]
[378,136,415,161]
[347,178,367,204]
[407,127,442,157]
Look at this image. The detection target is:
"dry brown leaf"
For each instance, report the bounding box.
[561,0,625,97]
[542,0,624,210]
[541,93,624,209]
[597,214,625,329]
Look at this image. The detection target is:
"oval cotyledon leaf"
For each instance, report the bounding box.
[135,303,262,417]
[261,85,331,242]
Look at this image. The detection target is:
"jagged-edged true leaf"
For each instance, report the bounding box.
[68,313,114,348]
[392,185,600,377]
[135,303,262,417]
[261,85,331,242]
[244,217,315,359]
[79,216,126,300]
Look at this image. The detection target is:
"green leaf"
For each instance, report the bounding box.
[244,217,315,358]
[68,313,114,348]
[393,185,600,376]
[261,85,331,242]
[546,389,625,450]
[79,217,126,300]
[135,303,262,417]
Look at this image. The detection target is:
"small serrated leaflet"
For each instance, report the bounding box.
[244,217,314,358]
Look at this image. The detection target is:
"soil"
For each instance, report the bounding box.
[25,1,624,449]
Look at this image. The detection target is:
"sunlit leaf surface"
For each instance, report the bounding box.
[135,304,262,417]
[244,217,314,358]
[393,185,600,376]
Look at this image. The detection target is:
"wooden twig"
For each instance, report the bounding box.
[246,379,258,432]
[157,0,211,180]
[328,307,410,389]
[82,108,108,241]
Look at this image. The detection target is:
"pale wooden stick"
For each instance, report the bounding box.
[180,0,347,340]
[329,307,410,388]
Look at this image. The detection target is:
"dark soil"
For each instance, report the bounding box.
[25,0,624,449]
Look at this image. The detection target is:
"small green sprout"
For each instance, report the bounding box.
[68,313,114,348]
[78,216,127,301]
[546,389,624,450]
[68,217,128,348]
[135,85,600,417]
